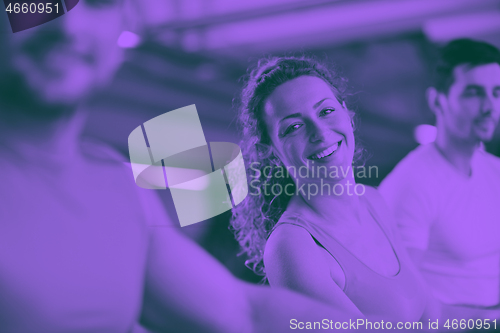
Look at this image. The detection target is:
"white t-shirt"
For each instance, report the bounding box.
[379,143,500,307]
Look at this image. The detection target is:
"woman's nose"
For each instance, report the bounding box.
[309,122,330,143]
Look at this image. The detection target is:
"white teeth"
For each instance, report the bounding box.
[311,142,340,160]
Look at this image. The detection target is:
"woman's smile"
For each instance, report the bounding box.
[307,139,343,161]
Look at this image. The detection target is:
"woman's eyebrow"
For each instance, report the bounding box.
[279,113,302,124]
[313,98,334,108]
[278,97,335,124]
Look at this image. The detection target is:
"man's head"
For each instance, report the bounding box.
[427,38,500,144]
[6,0,136,108]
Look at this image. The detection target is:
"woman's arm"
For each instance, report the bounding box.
[140,225,365,333]
[264,224,364,318]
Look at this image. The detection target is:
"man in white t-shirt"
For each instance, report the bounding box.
[379,39,500,321]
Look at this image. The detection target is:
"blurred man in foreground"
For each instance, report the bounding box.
[379,38,500,322]
[0,1,365,332]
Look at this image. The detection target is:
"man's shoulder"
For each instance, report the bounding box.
[393,144,439,171]
[80,137,127,165]
[475,149,500,177]
[477,149,500,166]
[79,137,144,199]
[382,144,439,185]
[79,139,178,228]
[363,185,385,205]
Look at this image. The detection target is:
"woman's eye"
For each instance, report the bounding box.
[320,108,335,116]
[283,123,303,136]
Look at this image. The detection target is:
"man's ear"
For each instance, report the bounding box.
[426,87,445,116]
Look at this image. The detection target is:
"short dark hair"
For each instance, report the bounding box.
[434,38,500,93]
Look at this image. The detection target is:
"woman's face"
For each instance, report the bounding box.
[263,75,355,183]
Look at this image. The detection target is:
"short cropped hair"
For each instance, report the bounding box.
[434,38,500,93]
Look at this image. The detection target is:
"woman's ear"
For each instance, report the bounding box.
[342,101,356,128]
[347,110,356,130]
[269,148,280,165]
[267,143,284,166]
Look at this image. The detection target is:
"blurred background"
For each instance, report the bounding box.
[82,0,500,283]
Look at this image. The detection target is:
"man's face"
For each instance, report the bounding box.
[440,63,500,143]
[9,0,127,106]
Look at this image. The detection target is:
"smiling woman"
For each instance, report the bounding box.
[231,56,362,276]
[231,56,431,323]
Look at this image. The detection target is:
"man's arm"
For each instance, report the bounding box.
[245,283,365,333]
[140,225,365,333]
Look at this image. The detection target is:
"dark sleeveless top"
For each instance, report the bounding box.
[269,197,427,322]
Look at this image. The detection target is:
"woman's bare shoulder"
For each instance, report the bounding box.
[264,221,333,275]
[266,223,315,258]
[264,219,348,303]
